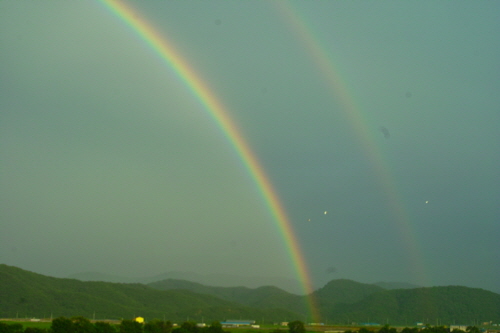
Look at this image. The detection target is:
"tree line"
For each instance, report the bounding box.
[0,317,224,333]
[344,324,482,333]
[0,318,483,333]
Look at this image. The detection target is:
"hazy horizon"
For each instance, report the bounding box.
[1,1,498,294]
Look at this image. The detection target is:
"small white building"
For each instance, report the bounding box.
[221,320,255,327]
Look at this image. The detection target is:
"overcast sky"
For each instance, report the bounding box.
[1,1,499,294]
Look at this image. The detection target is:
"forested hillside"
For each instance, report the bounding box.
[324,286,500,324]
[0,264,299,322]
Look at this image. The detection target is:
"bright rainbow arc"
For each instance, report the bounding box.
[98,0,321,323]
[274,3,429,287]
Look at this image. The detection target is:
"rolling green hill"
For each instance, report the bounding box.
[2,264,499,325]
[325,286,500,325]
[0,264,300,322]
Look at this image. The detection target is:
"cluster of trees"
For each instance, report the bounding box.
[0,317,227,333]
[343,324,482,333]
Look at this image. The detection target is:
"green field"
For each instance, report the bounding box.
[0,321,52,329]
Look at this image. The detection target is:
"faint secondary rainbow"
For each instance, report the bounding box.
[97,0,320,322]
[274,3,429,289]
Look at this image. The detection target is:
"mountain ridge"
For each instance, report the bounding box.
[373,281,422,290]
[67,271,304,295]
